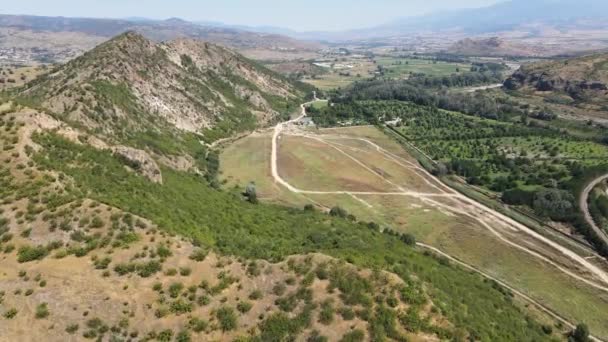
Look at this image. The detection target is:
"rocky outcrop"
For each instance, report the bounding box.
[112,146,162,183]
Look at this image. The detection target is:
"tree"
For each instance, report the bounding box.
[245,182,258,204]
[329,206,348,218]
[533,189,575,221]
[569,323,590,342]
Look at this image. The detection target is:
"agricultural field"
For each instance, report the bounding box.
[301,58,377,91]
[220,123,608,339]
[375,57,472,78]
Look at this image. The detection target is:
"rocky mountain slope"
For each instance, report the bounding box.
[16,31,307,143]
[504,53,608,109]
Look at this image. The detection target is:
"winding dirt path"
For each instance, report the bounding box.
[417,243,604,342]
[271,104,608,291]
[580,174,608,247]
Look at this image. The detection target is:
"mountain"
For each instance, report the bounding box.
[17,32,308,143]
[0,14,323,64]
[446,37,546,57]
[380,0,608,35]
[276,0,608,56]
[504,52,608,110]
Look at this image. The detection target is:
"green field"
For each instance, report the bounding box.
[376,57,471,77]
[28,131,571,341]
[220,124,608,339]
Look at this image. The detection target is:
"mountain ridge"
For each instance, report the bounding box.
[16,31,307,144]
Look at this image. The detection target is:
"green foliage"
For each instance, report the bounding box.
[533,189,575,220]
[65,323,79,334]
[318,300,334,325]
[339,329,365,342]
[31,133,553,340]
[251,305,313,342]
[216,306,237,331]
[570,323,590,342]
[237,301,253,314]
[189,248,208,262]
[17,245,48,263]
[189,317,208,333]
[3,308,17,319]
[35,303,49,319]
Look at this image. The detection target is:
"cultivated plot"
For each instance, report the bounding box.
[221,122,608,338]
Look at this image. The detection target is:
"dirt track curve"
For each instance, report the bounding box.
[268,102,608,341]
[580,174,608,248]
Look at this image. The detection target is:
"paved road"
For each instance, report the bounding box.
[580,174,608,247]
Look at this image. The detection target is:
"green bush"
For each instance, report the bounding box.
[3,308,17,319]
[237,301,253,314]
[319,300,334,325]
[189,317,208,333]
[17,245,48,263]
[339,329,365,342]
[216,306,237,331]
[35,303,49,319]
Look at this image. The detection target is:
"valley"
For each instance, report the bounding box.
[2,1,608,341]
[221,102,608,340]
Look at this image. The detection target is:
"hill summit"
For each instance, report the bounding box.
[19,31,306,142]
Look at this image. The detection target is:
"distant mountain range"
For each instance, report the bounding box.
[0,14,323,64]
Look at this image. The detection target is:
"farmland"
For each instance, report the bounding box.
[376,57,471,78]
[299,55,476,91]
[221,121,608,339]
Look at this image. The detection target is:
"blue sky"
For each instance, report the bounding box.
[1,0,502,31]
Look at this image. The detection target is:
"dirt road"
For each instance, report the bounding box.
[580,174,608,247]
[271,104,608,290]
[417,243,605,342]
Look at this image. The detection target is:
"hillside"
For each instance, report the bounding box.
[446,37,545,57]
[504,53,608,112]
[0,102,562,341]
[15,31,307,144]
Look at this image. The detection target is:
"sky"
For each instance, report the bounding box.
[1,0,502,31]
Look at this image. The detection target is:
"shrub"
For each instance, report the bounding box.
[66,324,79,334]
[329,206,348,218]
[216,307,237,331]
[179,267,192,276]
[169,282,184,298]
[3,308,17,319]
[339,307,356,320]
[273,283,286,296]
[339,329,365,342]
[189,248,208,262]
[156,244,172,258]
[249,289,263,300]
[157,329,174,342]
[176,330,191,342]
[17,245,48,263]
[189,317,208,333]
[35,303,49,319]
[319,300,334,325]
[89,216,104,228]
[170,299,193,315]
[237,301,253,313]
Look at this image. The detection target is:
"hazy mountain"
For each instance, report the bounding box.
[0,14,323,64]
[230,0,608,44]
[380,0,608,35]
